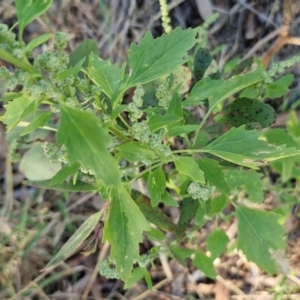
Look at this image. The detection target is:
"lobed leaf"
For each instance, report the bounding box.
[103,186,151,281]
[201,126,300,168]
[236,206,286,274]
[127,27,198,87]
[57,104,120,186]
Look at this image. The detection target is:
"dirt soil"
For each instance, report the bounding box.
[1,0,300,299]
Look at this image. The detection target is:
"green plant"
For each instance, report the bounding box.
[1,0,300,287]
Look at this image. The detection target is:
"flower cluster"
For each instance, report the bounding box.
[41,142,68,164]
[99,260,120,279]
[159,0,172,34]
[149,128,171,157]
[187,182,215,201]
[156,75,171,110]
[131,121,151,143]
[262,55,300,83]
[0,24,25,58]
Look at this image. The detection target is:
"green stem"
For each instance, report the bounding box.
[0,48,39,75]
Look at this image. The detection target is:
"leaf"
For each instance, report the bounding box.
[167,89,183,117]
[198,157,230,195]
[147,114,182,132]
[15,0,52,36]
[20,144,61,181]
[236,206,286,274]
[225,169,262,189]
[245,180,264,203]
[192,250,217,279]
[87,53,123,98]
[225,98,276,128]
[117,142,158,163]
[266,74,294,98]
[50,162,80,185]
[1,97,39,132]
[161,190,179,207]
[195,204,206,225]
[103,186,151,281]
[132,190,176,232]
[56,104,120,186]
[25,33,52,53]
[210,194,227,214]
[20,112,52,136]
[69,39,98,67]
[170,65,192,94]
[175,156,205,183]
[126,27,198,87]
[176,197,199,236]
[124,267,145,289]
[166,125,198,137]
[206,229,229,260]
[46,210,103,268]
[24,179,96,192]
[183,62,262,107]
[54,58,85,81]
[147,166,166,206]
[194,48,213,81]
[169,246,194,266]
[201,126,300,168]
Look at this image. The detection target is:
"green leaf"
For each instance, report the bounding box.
[166,125,199,137]
[201,126,300,168]
[225,169,262,189]
[263,128,298,148]
[245,180,264,203]
[20,112,52,136]
[25,33,52,53]
[198,157,230,195]
[54,58,85,81]
[195,204,206,225]
[126,27,198,87]
[206,229,229,260]
[46,210,103,268]
[103,186,151,281]
[50,162,80,185]
[117,142,157,163]
[210,194,227,214]
[69,39,98,67]
[225,98,276,129]
[147,166,166,206]
[124,267,145,289]
[194,48,213,81]
[15,0,52,37]
[192,250,217,279]
[236,206,286,274]
[175,157,205,183]
[287,111,300,139]
[87,53,123,98]
[24,179,96,192]
[184,62,262,107]
[1,97,39,132]
[132,190,176,232]
[169,246,194,266]
[20,144,61,181]
[161,190,179,207]
[176,197,199,236]
[56,104,120,186]
[147,114,182,132]
[266,74,294,98]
